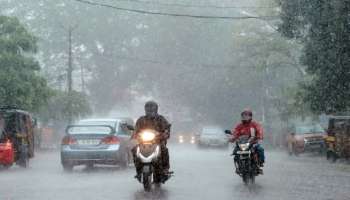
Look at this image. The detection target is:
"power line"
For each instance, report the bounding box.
[110,0,276,9]
[73,0,278,20]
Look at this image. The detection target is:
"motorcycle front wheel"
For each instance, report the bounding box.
[143,173,152,192]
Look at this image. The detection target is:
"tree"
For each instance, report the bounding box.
[278,0,350,113]
[0,16,51,111]
[38,90,91,124]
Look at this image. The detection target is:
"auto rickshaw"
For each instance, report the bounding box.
[325,116,350,162]
[0,106,35,168]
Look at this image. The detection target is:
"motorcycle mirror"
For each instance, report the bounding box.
[123,124,134,131]
[224,130,232,134]
[128,125,135,131]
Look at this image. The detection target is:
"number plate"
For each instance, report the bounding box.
[77,139,100,145]
[143,165,151,173]
[237,151,250,154]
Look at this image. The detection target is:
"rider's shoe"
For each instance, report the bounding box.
[235,168,240,175]
[258,168,264,175]
[134,174,141,182]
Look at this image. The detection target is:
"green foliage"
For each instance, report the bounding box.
[0,16,51,112]
[278,0,350,113]
[39,90,91,124]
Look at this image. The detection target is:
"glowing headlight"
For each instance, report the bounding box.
[239,143,250,151]
[141,131,156,142]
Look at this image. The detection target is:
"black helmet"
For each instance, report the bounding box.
[241,108,253,123]
[145,101,158,117]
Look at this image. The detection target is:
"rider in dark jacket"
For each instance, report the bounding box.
[131,101,171,181]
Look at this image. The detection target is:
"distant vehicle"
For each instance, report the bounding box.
[325,116,350,162]
[0,106,35,168]
[286,123,325,155]
[176,133,196,145]
[60,118,134,171]
[197,127,228,148]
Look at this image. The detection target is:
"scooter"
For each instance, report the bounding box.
[135,129,172,191]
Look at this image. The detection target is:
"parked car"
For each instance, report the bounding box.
[325,116,350,162]
[197,127,228,148]
[60,118,134,171]
[286,123,325,155]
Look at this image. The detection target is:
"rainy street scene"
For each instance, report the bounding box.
[0,0,349,200]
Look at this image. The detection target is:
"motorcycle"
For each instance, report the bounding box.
[225,130,261,185]
[135,129,172,191]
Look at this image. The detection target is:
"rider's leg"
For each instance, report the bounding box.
[232,145,240,173]
[255,144,265,166]
[132,147,142,181]
[160,142,170,173]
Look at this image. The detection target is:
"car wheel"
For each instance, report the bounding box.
[86,163,94,169]
[62,162,74,172]
[3,164,12,169]
[18,153,29,168]
[120,152,129,169]
[327,151,337,163]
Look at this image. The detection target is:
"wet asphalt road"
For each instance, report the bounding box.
[0,144,349,200]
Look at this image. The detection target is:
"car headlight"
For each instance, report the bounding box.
[190,136,195,143]
[239,143,250,151]
[141,130,156,142]
[178,135,184,142]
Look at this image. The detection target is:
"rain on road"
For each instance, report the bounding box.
[0,145,349,200]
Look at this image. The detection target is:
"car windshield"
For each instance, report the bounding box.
[202,128,222,135]
[68,125,113,135]
[78,120,116,127]
[296,125,324,134]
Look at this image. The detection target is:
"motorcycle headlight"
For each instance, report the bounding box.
[141,131,156,142]
[239,143,250,151]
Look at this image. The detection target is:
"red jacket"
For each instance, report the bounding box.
[231,121,264,142]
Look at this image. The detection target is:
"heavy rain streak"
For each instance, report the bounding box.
[0,0,350,200]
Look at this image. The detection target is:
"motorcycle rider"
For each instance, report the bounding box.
[229,109,265,174]
[131,101,171,182]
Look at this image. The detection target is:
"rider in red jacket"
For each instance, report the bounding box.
[231,121,263,142]
[230,109,265,173]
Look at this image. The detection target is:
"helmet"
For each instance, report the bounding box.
[241,109,253,123]
[145,101,158,117]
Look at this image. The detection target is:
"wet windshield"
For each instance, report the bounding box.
[202,128,223,135]
[296,125,324,134]
[68,125,113,135]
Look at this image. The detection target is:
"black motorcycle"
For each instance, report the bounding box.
[225,131,261,185]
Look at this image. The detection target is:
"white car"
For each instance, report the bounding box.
[197,127,228,148]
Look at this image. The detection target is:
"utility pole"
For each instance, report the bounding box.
[80,64,86,94]
[66,24,78,124]
[67,27,73,94]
